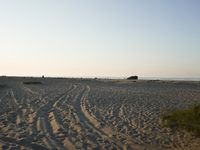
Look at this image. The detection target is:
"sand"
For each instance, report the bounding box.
[0,77,200,149]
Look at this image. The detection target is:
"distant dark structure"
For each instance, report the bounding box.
[42,75,45,78]
[127,76,138,80]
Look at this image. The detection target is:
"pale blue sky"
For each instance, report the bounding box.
[0,0,199,78]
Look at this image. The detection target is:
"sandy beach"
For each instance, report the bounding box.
[0,77,200,149]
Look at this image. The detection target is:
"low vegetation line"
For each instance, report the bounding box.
[162,105,200,136]
[0,84,7,88]
[23,81,42,85]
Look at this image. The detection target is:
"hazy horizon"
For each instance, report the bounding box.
[0,0,200,78]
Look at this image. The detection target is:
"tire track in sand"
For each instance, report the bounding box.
[72,85,125,149]
[79,85,153,150]
[34,84,75,149]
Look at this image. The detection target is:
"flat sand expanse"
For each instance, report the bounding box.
[0,77,200,150]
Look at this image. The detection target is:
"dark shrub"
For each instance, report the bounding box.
[127,76,138,80]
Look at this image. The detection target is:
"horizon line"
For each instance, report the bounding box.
[1,75,200,81]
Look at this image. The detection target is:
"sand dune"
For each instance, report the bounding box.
[0,77,200,149]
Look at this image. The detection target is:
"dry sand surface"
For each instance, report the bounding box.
[0,77,200,150]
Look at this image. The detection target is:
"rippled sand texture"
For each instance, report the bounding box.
[0,77,200,150]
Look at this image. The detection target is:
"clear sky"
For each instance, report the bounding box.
[0,0,199,78]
